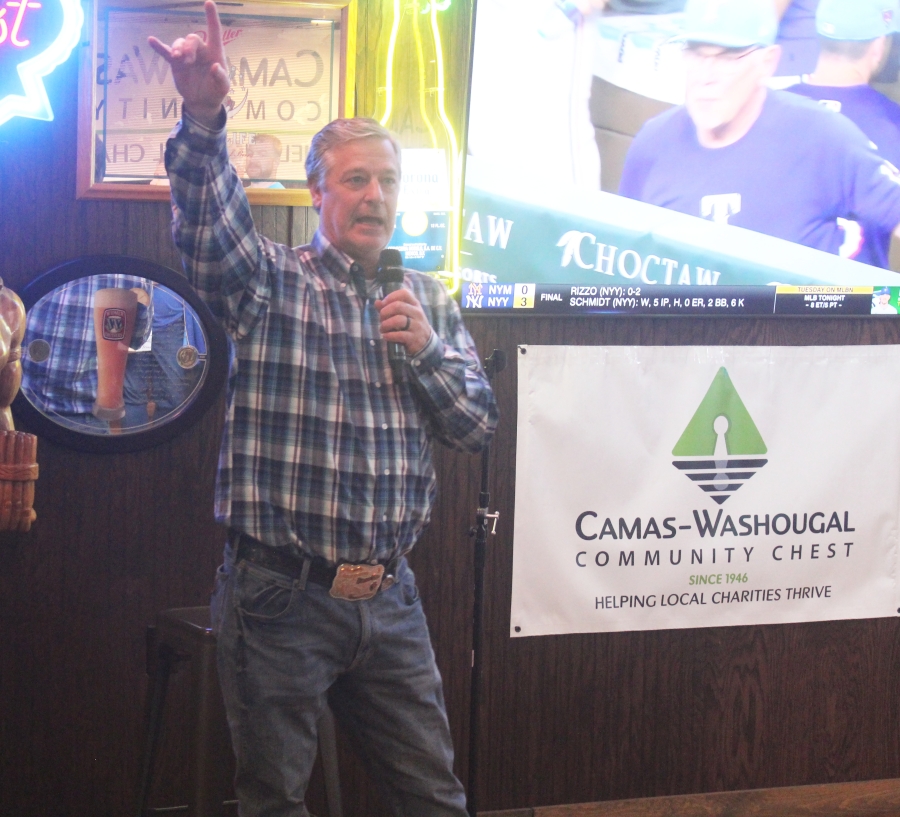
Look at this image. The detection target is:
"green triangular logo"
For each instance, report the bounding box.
[672,368,768,505]
[673,367,767,456]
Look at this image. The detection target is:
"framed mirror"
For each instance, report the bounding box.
[75,0,357,206]
[12,256,228,453]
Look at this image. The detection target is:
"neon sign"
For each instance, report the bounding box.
[1,1,43,47]
[377,0,462,294]
[0,0,83,126]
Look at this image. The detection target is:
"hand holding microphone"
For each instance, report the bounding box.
[375,250,432,365]
[376,250,407,369]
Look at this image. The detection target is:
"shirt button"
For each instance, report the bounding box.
[375,382,381,388]
[369,339,375,346]
[384,468,390,475]
[383,513,388,522]
[413,360,420,367]
[382,423,388,430]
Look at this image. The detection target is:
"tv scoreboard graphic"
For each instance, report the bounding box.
[460,283,900,317]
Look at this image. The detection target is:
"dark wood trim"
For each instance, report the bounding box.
[483,779,900,817]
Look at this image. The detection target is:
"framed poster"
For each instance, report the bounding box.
[76,0,356,205]
[512,344,900,636]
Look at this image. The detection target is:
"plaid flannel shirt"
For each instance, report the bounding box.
[166,112,498,564]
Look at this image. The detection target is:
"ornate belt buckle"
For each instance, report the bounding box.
[329,563,384,601]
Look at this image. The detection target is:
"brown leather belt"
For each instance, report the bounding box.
[235,533,397,600]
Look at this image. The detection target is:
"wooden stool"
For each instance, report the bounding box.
[136,606,343,817]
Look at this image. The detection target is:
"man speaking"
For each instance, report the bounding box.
[788,0,900,269]
[149,4,499,815]
[619,0,900,268]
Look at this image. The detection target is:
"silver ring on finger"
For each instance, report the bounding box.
[402,316,411,331]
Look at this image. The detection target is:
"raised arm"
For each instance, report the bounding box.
[151,0,275,337]
[147,0,230,128]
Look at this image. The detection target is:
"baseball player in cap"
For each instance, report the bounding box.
[619,0,900,268]
[788,0,900,267]
[872,286,898,312]
[793,0,900,167]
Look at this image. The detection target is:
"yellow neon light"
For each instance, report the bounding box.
[413,1,438,148]
[378,0,401,128]
[428,0,461,294]
[377,0,462,296]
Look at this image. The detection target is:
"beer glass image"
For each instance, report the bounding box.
[92,288,138,421]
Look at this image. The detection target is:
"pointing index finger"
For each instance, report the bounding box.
[204,0,226,61]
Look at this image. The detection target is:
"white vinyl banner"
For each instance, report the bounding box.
[511,345,900,637]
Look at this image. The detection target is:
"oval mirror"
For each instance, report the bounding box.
[12,256,228,452]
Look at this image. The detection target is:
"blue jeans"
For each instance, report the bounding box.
[212,545,468,817]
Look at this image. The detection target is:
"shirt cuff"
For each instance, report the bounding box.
[182,104,227,134]
[409,329,443,374]
[170,105,228,161]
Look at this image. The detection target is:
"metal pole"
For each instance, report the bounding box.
[466,349,505,817]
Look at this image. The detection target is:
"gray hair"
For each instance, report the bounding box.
[305,117,402,192]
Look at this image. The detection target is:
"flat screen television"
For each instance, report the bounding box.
[459,0,900,316]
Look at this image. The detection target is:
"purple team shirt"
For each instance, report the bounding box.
[619,90,900,268]
[788,83,900,167]
[788,83,900,267]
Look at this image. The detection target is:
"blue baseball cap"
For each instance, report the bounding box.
[817,0,899,40]
[682,0,779,48]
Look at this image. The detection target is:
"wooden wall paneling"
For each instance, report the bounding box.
[352,0,381,117]
[290,205,320,247]
[250,205,290,247]
[0,411,228,815]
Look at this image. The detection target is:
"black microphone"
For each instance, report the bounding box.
[376,249,407,370]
